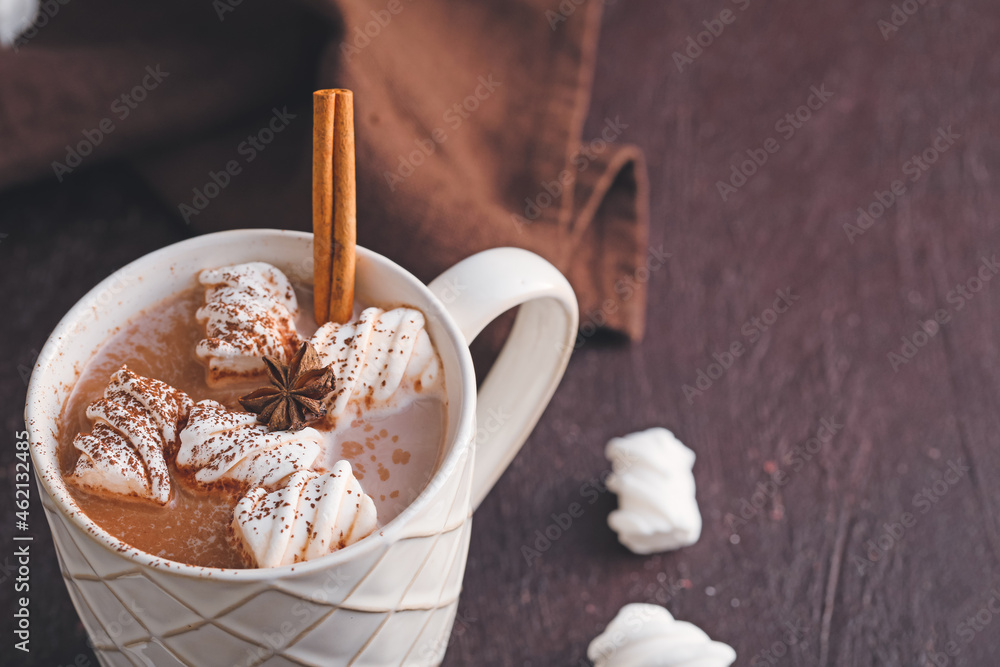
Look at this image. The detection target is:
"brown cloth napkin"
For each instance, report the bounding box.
[0,0,650,340]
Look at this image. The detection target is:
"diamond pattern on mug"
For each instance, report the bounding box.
[271,542,390,606]
[401,603,459,667]
[144,567,270,618]
[353,608,440,666]
[284,608,388,665]
[442,526,472,606]
[106,574,203,636]
[94,648,142,667]
[215,588,331,644]
[257,655,311,667]
[59,520,139,580]
[121,640,190,667]
[443,449,475,532]
[62,579,117,651]
[399,523,469,610]
[48,511,100,579]
[74,578,151,646]
[340,534,440,611]
[166,621,264,666]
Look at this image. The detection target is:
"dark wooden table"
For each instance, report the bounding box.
[5,1,1000,665]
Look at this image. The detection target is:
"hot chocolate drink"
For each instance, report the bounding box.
[57,262,447,569]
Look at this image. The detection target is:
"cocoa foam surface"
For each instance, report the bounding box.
[57,282,447,569]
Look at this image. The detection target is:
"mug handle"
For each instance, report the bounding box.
[429,248,579,510]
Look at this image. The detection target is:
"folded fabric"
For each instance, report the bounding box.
[0,0,650,340]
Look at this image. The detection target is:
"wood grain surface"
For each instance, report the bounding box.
[4,1,1000,665]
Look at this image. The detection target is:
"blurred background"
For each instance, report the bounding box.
[4,0,1000,665]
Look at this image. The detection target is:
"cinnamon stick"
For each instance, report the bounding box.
[312,89,357,325]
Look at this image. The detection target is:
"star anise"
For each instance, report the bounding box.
[238,342,335,432]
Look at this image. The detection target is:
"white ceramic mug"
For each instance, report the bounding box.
[25,229,578,667]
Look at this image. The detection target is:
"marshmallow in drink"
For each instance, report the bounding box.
[196,262,302,385]
[309,306,442,423]
[177,400,321,490]
[232,463,378,568]
[68,367,193,505]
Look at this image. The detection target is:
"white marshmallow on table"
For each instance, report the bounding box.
[605,427,702,554]
[0,0,37,46]
[588,603,736,667]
